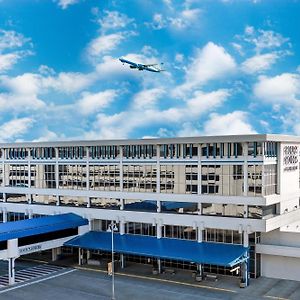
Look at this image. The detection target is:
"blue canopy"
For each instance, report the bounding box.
[0,213,88,242]
[65,231,248,267]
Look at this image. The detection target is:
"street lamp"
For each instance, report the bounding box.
[107,221,118,300]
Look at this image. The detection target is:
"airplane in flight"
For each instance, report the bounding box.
[119,57,165,73]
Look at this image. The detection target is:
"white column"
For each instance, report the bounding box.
[3,209,7,222]
[78,248,82,265]
[120,198,124,210]
[243,231,249,247]
[86,146,90,189]
[119,145,123,192]
[55,147,59,205]
[52,248,58,261]
[157,219,162,239]
[243,142,248,196]
[197,227,203,243]
[8,258,15,285]
[198,144,202,194]
[156,200,161,213]
[120,218,125,235]
[156,145,160,193]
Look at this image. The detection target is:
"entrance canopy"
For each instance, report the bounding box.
[0,213,88,242]
[65,231,248,267]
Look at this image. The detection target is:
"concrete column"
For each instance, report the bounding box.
[243,231,249,247]
[156,200,161,213]
[156,220,162,239]
[156,145,160,193]
[55,147,59,190]
[197,202,202,215]
[3,210,7,223]
[52,248,58,261]
[198,144,202,194]
[157,258,161,274]
[243,142,248,196]
[8,257,15,285]
[119,146,123,192]
[120,219,125,235]
[120,254,125,268]
[197,227,203,243]
[78,248,82,265]
[120,198,124,210]
[196,264,204,281]
[86,146,90,193]
[4,163,10,187]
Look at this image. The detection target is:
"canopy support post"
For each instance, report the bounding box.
[8,257,15,286]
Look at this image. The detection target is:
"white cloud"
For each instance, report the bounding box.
[38,65,56,76]
[0,53,20,72]
[241,52,279,74]
[175,53,184,62]
[203,111,256,135]
[253,73,300,104]
[77,89,118,115]
[242,26,289,53]
[98,11,134,32]
[0,117,34,142]
[0,30,32,73]
[231,42,244,56]
[0,29,30,52]
[43,71,96,94]
[132,88,165,110]
[84,89,229,139]
[55,0,79,9]
[1,73,41,95]
[147,8,201,31]
[177,122,201,137]
[32,129,65,142]
[174,42,236,96]
[86,33,127,62]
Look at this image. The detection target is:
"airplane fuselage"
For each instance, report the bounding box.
[119,58,160,72]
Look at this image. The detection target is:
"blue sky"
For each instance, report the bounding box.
[0,0,300,142]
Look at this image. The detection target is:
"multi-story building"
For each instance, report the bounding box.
[0,134,300,281]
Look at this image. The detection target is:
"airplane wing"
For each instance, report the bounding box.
[142,63,158,67]
[119,58,138,67]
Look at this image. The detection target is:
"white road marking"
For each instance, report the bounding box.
[0,269,76,294]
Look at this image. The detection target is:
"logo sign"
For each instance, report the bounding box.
[283,145,298,172]
[19,244,42,255]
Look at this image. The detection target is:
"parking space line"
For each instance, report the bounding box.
[0,269,76,294]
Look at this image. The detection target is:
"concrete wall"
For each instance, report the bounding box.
[261,229,300,248]
[261,254,300,281]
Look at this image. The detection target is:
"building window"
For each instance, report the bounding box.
[201,164,244,196]
[202,203,244,218]
[123,165,156,192]
[247,165,262,196]
[263,164,277,195]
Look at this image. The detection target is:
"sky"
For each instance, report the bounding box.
[0,0,300,142]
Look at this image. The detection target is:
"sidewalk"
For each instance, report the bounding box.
[19,253,300,300]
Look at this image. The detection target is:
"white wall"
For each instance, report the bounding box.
[278,143,300,213]
[261,254,300,281]
[261,229,300,248]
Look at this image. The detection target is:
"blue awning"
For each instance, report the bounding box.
[65,231,248,267]
[0,213,88,242]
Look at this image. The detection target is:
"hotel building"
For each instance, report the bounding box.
[0,134,300,281]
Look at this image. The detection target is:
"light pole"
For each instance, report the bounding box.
[107,221,118,300]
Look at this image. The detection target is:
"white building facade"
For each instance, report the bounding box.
[0,134,300,281]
